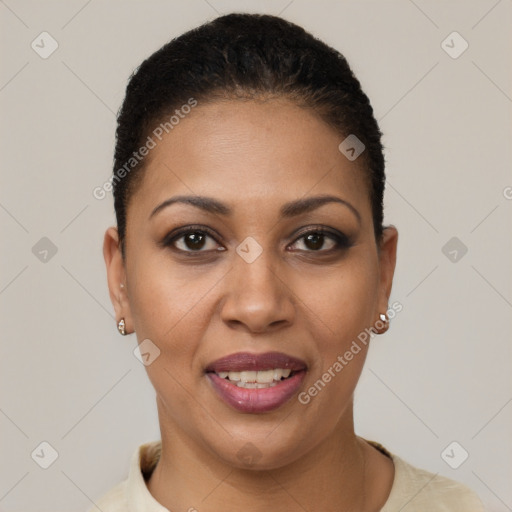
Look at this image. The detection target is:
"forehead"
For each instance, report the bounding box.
[130,98,371,219]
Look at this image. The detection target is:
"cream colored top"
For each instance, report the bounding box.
[88,439,486,511]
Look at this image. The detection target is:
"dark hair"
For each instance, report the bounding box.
[112,13,385,257]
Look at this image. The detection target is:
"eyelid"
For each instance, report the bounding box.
[160,225,224,251]
[288,226,352,250]
[161,224,352,254]
[291,225,346,241]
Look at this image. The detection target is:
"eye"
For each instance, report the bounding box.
[162,226,224,253]
[161,225,352,255]
[288,227,351,252]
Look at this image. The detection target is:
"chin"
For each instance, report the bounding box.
[202,419,314,471]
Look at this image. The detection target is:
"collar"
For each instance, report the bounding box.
[125,440,169,512]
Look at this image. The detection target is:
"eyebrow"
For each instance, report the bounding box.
[149,194,361,224]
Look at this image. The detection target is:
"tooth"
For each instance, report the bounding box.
[220,368,295,384]
[237,381,258,388]
[256,370,275,384]
[271,368,292,380]
[273,369,286,380]
[232,380,281,389]
[239,371,257,383]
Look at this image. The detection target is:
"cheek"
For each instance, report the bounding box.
[295,267,377,425]
[126,256,219,421]
[297,255,379,345]
[127,248,224,342]
[294,251,379,408]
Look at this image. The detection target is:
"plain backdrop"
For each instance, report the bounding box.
[1,1,511,511]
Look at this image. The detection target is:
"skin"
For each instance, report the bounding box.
[104,97,398,512]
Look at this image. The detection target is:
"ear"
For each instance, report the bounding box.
[103,226,134,334]
[376,225,398,321]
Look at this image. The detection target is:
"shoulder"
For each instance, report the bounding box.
[86,479,128,512]
[380,450,486,511]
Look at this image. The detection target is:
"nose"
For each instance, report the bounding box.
[220,251,295,334]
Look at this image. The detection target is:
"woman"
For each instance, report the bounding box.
[96,13,485,511]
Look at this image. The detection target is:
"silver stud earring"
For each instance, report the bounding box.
[378,313,389,334]
[117,318,126,336]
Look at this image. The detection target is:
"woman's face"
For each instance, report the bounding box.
[104,97,397,469]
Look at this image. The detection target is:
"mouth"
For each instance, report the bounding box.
[210,368,300,389]
[205,351,307,413]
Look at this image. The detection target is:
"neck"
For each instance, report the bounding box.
[147,402,370,512]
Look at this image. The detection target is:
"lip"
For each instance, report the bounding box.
[204,351,307,373]
[205,351,307,413]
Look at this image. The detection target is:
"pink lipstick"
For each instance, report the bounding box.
[205,351,307,413]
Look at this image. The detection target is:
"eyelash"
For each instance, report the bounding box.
[160,224,353,256]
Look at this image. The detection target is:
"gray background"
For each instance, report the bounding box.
[1,0,511,510]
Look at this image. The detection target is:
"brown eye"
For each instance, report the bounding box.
[297,232,334,251]
[289,228,352,253]
[179,232,206,250]
[162,226,223,253]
